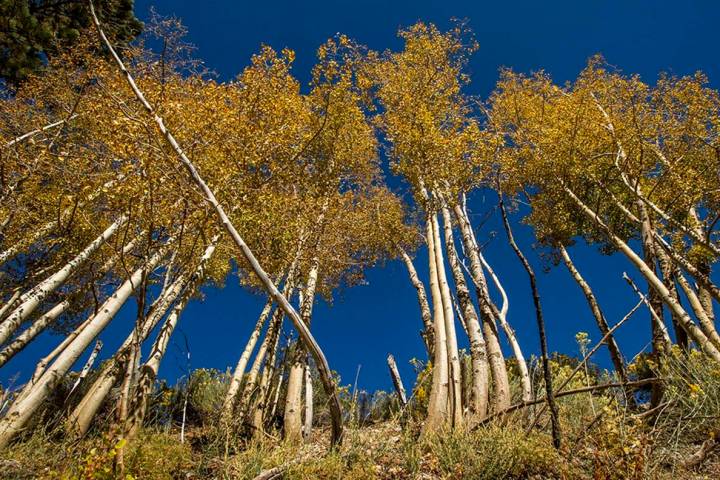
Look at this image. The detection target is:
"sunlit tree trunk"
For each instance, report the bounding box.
[0,233,140,368]
[387,354,408,407]
[222,298,274,418]
[66,265,187,437]
[0,300,69,368]
[90,3,344,446]
[476,244,532,405]
[559,245,628,381]
[430,212,463,427]
[0,245,165,448]
[440,206,489,418]
[303,363,313,439]
[126,239,219,438]
[0,216,126,344]
[562,182,720,361]
[422,214,450,434]
[284,259,319,443]
[452,204,511,411]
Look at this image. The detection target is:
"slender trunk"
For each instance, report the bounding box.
[91,2,343,446]
[638,201,670,359]
[452,204,511,412]
[0,300,69,368]
[0,247,165,449]
[431,213,463,428]
[66,340,103,399]
[66,264,187,437]
[676,272,720,350]
[387,354,407,407]
[422,214,450,434]
[561,182,720,361]
[222,298,274,417]
[252,304,286,432]
[0,234,139,368]
[0,290,21,323]
[303,363,313,440]
[499,195,561,449]
[440,206,489,418]
[284,261,319,443]
[0,253,164,448]
[399,248,435,361]
[0,216,126,344]
[476,245,532,405]
[559,245,628,381]
[658,253,689,351]
[126,239,219,438]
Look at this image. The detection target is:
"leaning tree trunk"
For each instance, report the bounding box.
[222,297,274,418]
[561,182,720,362]
[0,245,165,449]
[126,239,219,438]
[66,264,189,437]
[387,354,408,407]
[440,205,489,418]
[0,233,140,368]
[0,300,69,368]
[657,253,689,351]
[453,204,511,412]
[422,214,450,434]
[90,2,344,446]
[0,215,126,344]
[559,245,628,382]
[474,241,533,406]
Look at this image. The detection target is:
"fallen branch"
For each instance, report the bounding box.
[475,378,660,428]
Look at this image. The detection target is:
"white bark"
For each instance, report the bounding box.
[222,298,273,417]
[0,300,70,368]
[387,354,407,406]
[0,216,126,345]
[0,245,165,448]
[453,204,511,411]
[423,215,450,434]
[66,263,188,437]
[89,1,344,446]
[562,182,720,361]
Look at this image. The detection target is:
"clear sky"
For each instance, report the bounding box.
[3,1,720,395]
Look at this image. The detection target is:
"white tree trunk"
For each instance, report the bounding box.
[0,216,126,345]
[222,298,274,417]
[303,362,313,440]
[452,204,511,411]
[0,245,165,449]
[0,300,70,368]
[399,248,434,359]
[562,182,720,361]
[66,263,188,437]
[422,214,450,434]
[284,261,319,442]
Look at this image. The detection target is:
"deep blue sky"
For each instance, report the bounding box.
[3,1,720,395]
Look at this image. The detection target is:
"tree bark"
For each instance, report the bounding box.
[90,1,344,446]
[0,216,126,345]
[284,260,319,443]
[499,195,561,449]
[387,354,407,407]
[399,248,434,361]
[422,214,450,434]
[452,204,511,412]
[559,245,628,382]
[561,182,720,361]
[440,205,489,418]
[0,244,165,449]
[430,213,463,428]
